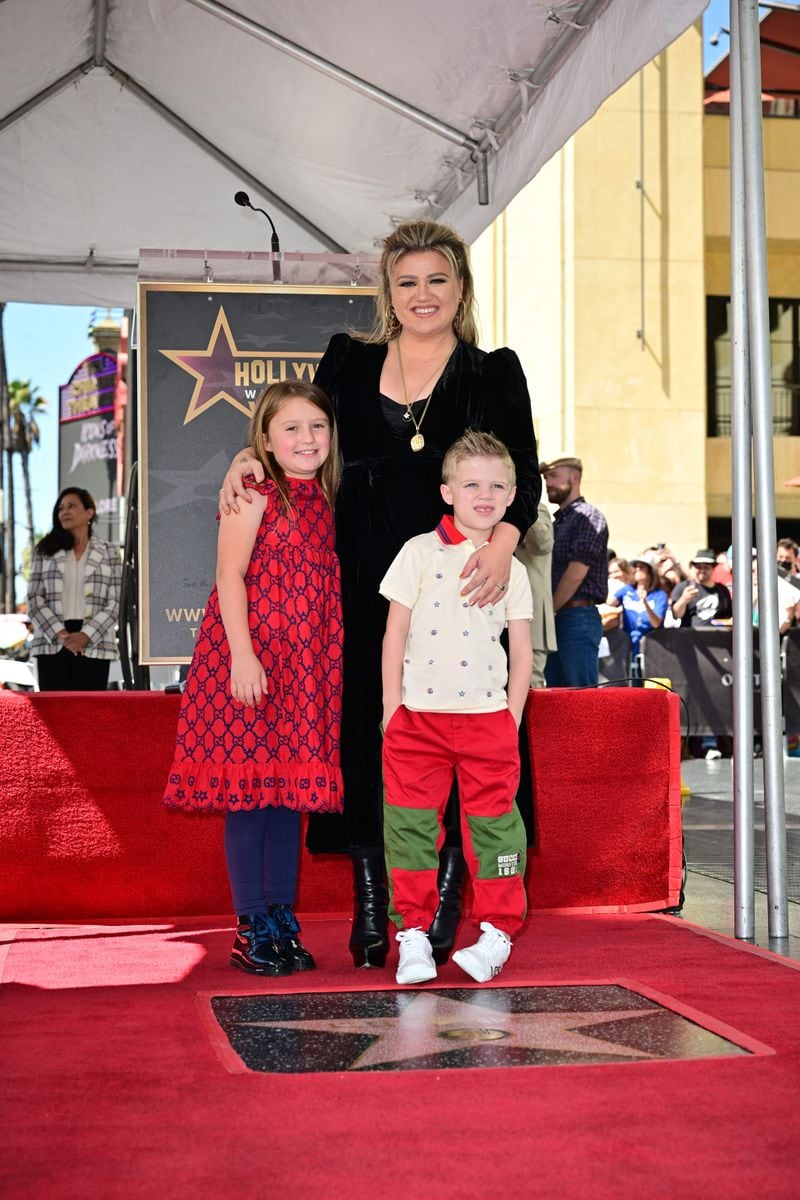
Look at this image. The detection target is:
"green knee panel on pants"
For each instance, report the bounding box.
[383,802,441,872]
[466,810,527,879]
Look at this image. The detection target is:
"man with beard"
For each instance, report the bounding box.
[540,455,608,687]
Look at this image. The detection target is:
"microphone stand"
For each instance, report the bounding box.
[234,191,282,282]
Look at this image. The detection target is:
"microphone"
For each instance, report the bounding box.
[234,191,282,281]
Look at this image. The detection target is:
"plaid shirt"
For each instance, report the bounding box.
[27,537,122,659]
[551,496,608,603]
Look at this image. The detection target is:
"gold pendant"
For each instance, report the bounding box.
[410,433,425,452]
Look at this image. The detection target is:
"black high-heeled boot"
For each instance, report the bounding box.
[427,845,466,965]
[348,847,389,969]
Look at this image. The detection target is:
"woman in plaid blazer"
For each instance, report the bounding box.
[27,487,122,691]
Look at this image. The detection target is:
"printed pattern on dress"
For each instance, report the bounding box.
[163,478,344,813]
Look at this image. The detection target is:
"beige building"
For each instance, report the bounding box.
[472,19,800,564]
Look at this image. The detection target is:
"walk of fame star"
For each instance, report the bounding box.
[207,986,750,1074]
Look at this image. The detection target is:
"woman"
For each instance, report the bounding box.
[27,487,122,691]
[607,556,668,658]
[222,220,540,967]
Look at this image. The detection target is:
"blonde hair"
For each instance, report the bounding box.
[248,381,340,515]
[360,219,479,345]
[441,429,516,487]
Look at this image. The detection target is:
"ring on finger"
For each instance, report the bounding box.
[498,582,506,591]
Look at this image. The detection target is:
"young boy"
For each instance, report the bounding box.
[380,430,534,985]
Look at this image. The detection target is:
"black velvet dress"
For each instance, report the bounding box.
[306,334,541,852]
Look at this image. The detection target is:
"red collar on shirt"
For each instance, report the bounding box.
[435,514,492,546]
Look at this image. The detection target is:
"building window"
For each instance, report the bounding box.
[707,296,800,436]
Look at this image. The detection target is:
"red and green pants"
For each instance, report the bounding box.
[382,706,527,938]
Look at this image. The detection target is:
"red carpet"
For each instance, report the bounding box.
[2,912,799,1199]
[0,689,681,918]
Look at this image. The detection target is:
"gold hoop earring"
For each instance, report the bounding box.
[453,300,465,336]
[387,307,401,337]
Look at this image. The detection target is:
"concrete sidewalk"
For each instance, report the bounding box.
[679,757,800,961]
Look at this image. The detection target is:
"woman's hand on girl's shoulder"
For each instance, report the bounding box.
[230,651,268,707]
[220,448,265,515]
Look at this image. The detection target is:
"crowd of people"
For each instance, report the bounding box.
[602,538,800,643]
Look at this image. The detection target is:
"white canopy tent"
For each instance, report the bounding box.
[0,0,706,307]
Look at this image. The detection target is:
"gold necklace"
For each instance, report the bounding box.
[395,339,456,452]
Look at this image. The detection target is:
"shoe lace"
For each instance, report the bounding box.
[397,927,425,945]
[251,911,280,940]
[479,925,510,961]
[269,904,300,937]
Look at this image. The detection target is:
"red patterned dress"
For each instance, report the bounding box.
[163,477,343,813]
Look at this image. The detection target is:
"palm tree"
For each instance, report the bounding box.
[8,380,48,580]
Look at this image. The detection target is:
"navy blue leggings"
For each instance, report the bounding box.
[223,806,301,917]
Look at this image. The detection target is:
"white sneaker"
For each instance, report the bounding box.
[452,922,512,983]
[395,928,437,985]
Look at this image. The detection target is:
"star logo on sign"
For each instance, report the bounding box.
[161,309,251,425]
[148,449,235,515]
[160,308,321,426]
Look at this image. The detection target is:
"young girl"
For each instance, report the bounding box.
[163,380,343,976]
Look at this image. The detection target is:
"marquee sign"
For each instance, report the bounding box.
[58,352,120,544]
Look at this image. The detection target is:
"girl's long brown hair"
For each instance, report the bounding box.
[247,380,340,516]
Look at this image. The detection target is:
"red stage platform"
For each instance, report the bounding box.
[0,689,682,919]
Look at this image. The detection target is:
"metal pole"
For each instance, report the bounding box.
[185,0,480,154]
[729,0,755,940]
[103,63,345,253]
[738,0,789,938]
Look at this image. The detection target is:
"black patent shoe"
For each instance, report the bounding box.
[428,845,467,965]
[230,913,293,976]
[348,847,389,968]
[269,904,317,972]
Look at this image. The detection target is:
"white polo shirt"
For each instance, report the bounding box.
[380,516,533,714]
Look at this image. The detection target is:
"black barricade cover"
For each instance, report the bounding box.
[598,627,632,686]
[139,284,376,663]
[640,627,762,736]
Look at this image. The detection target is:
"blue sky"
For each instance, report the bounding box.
[0,0,775,590]
[4,304,98,595]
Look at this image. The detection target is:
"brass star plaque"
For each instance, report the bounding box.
[205,986,752,1074]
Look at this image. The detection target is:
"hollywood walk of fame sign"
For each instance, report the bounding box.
[137,277,376,663]
[204,986,752,1074]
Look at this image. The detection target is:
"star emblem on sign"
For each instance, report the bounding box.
[160,308,322,426]
[160,308,250,424]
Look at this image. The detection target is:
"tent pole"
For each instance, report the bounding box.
[0,62,93,135]
[737,0,789,939]
[184,0,481,155]
[103,63,346,253]
[93,0,109,65]
[728,0,755,941]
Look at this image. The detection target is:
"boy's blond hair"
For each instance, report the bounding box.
[441,429,516,488]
